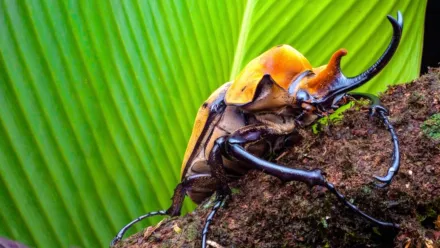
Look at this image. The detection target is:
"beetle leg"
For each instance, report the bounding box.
[208,137,232,196]
[225,126,398,229]
[110,174,217,246]
[348,92,400,188]
[373,110,400,187]
[110,210,168,246]
[197,137,234,248]
[202,194,227,248]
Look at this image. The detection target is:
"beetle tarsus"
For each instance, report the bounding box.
[369,104,389,119]
[371,110,400,188]
[324,182,399,228]
[348,93,400,188]
[110,174,219,246]
[110,210,168,247]
[202,195,227,248]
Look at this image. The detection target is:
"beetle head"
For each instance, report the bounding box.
[289,11,403,122]
[288,49,350,115]
[225,11,402,124]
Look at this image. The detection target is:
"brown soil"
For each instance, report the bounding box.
[115,68,440,248]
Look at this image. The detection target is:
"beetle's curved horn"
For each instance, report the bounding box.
[341,11,403,92]
[308,11,403,103]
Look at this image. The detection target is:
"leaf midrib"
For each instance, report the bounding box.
[229,0,256,81]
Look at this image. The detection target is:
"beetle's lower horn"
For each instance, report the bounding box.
[340,11,403,92]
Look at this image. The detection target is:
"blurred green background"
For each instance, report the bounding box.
[0,0,426,247]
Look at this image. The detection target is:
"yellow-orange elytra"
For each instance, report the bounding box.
[180,83,230,178]
[225,45,312,105]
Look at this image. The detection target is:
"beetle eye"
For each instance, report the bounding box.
[296,90,311,104]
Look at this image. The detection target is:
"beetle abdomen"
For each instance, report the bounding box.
[181,82,251,203]
[180,83,231,178]
[184,105,247,179]
[185,108,248,203]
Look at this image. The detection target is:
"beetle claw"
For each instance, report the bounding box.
[369,105,389,119]
[110,237,121,247]
[218,185,232,199]
[373,167,397,188]
[373,176,391,188]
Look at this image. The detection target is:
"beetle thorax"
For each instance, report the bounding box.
[238,81,320,130]
[239,80,297,112]
[252,110,298,134]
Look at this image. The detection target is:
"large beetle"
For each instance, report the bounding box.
[112,11,403,248]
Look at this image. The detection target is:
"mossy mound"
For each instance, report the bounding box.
[115,68,440,248]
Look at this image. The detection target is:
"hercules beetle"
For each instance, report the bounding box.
[111,12,402,247]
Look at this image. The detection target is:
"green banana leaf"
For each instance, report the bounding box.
[0,0,426,247]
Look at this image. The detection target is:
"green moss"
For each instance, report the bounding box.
[320,217,328,228]
[312,100,366,134]
[421,113,440,140]
[184,223,199,241]
[362,186,372,194]
[231,188,240,195]
[372,227,382,236]
[409,92,424,104]
[202,194,217,209]
[417,206,438,222]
